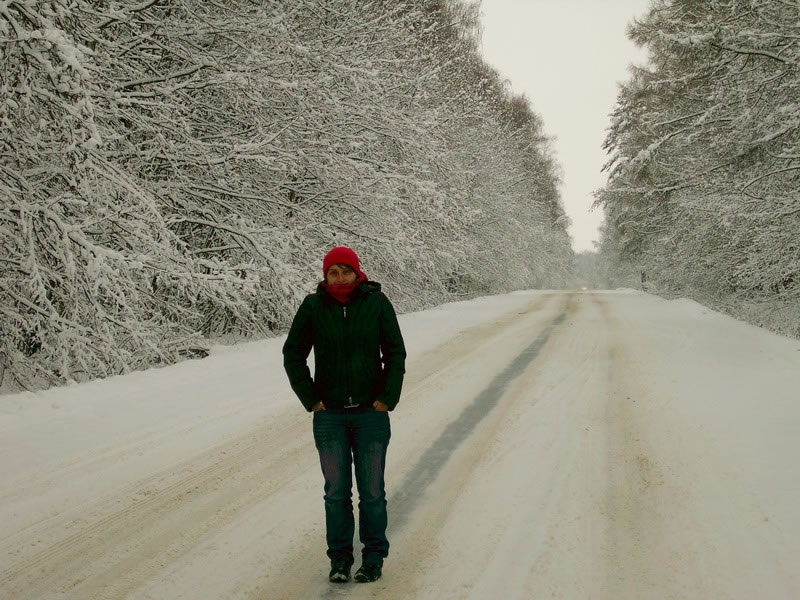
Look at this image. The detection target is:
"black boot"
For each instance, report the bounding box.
[354,562,382,583]
[329,560,352,583]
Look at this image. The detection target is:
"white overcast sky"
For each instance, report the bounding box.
[478,0,651,253]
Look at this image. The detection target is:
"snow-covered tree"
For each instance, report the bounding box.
[1,1,260,389]
[1,0,572,391]
[597,0,800,336]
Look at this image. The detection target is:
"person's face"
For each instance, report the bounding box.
[326,264,357,285]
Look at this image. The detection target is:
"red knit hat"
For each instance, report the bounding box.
[322,246,366,279]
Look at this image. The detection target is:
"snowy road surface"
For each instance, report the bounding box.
[1,290,799,600]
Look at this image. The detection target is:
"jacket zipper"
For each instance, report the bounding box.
[343,304,353,405]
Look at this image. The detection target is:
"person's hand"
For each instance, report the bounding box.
[373,401,389,412]
[312,401,326,412]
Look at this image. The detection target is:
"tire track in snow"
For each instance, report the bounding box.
[375,293,577,599]
[386,292,619,598]
[592,292,693,599]
[0,413,314,600]
[0,399,267,537]
[389,311,568,529]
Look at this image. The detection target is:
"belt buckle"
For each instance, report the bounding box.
[343,397,359,409]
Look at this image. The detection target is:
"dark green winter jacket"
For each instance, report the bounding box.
[283,280,406,412]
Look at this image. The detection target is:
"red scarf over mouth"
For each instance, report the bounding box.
[323,274,367,304]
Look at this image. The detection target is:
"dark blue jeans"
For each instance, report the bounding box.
[312,406,391,566]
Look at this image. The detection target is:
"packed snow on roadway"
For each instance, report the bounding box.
[1,289,799,599]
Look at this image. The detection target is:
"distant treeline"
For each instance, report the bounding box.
[597,0,800,337]
[1,0,572,391]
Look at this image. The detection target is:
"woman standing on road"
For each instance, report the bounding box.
[283,246,406,584]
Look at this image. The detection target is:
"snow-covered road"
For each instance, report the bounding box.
[1,290,799,599]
